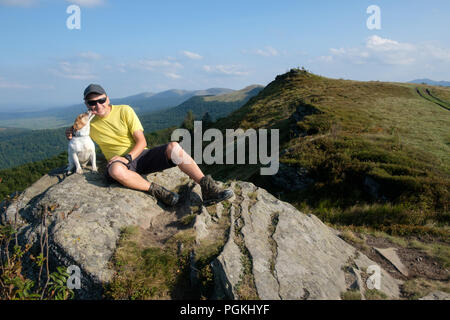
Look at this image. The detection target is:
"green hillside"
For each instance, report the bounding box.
[139,85,263,132]
[0,152,68,202]
[0,127,67,170]
[201,69,450,234]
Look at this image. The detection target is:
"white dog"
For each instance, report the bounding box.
[66,111,97,174]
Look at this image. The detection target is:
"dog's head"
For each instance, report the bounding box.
[73,111,94,131]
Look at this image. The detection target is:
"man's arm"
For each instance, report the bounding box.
[127,129,147,160]
[107,130,147,165]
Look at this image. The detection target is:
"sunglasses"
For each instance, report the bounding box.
[86,97,107,107]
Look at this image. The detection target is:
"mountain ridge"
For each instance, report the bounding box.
[0,87,236,130]
[409,78,450,86]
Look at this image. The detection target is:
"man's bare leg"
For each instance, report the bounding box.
[108,142,204,190]
[108,162,150,191]
[108,142,232,206]
[108,162,179,206]
[165,142,205,183]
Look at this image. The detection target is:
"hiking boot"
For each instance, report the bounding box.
[199,175,234,206]
[148,182,179,206]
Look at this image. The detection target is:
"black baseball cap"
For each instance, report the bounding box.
[83,84,106,99]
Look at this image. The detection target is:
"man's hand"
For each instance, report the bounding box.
[65,127,74,140]
[107,155,129,167]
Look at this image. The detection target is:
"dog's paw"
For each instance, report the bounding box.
[92,167,98,172]
[76,168,84,174]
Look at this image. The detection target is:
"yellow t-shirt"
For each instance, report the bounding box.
[90,105,145,161]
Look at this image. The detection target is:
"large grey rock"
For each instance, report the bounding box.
[1,167,190,298]
[212,181,402,300]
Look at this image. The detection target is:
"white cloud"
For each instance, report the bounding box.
[317,55,334,63]
[139,59,183,71]
[0,0,37,7]
[203,65,248,76]
[366,35,415,52]
[329,47,372,65]
[0,76,30,89]
[325,35,450,66]
[181,50,203,60]
[424,43,450,62]
[51,61,96,80]
[79,51,102,60]
[254,46,279,57]
[165,72,182,79]
[66,0,105,7]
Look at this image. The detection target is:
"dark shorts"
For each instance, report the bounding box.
[105,143,177,184]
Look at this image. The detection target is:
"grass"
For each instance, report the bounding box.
[401,278,450,300]
[365,289,388,300]
[338,229,367,247]
[268,212,280,277]
[247,191,257,200]
[180,213,196,226]
[341,290,362,300]
[104,226,196,300]
[408,239,450,268]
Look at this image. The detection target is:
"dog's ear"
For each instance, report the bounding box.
[73,114,85,131]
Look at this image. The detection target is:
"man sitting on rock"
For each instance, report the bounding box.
[66,84,233,207]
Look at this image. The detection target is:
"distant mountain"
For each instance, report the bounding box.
[114,88,234,114]
[0,103,87,129]
[139,85,264,133]
[0,88,234,130]
[110,92,155,107]
[409,79,450,86]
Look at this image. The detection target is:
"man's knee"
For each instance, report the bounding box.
[108,162,128,181]
[166,141,181,159]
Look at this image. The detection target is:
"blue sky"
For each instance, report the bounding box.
[1,0,450,110]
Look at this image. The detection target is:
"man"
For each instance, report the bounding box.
[66,84,233,207]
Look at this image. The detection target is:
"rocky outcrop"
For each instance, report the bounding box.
[1,166,402,300]
[212,181,401,300]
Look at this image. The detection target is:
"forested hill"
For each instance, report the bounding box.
[0,127,67,170]
[0,152,68,202]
